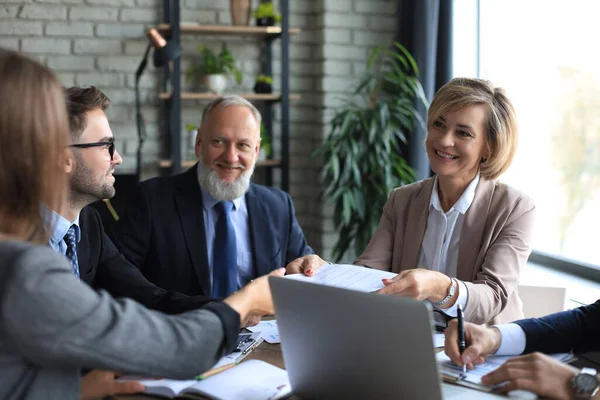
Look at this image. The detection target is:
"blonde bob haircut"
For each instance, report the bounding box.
[0,49,69,243]
[427,77,518,180]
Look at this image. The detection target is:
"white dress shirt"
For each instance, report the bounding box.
[494,323,527,355]
[416,173,480,317]
[197,165,255,289]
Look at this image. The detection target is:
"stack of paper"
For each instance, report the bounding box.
[284,263,396,292]
[247,320,280,344]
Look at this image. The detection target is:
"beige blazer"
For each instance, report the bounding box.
[355,177,536,325]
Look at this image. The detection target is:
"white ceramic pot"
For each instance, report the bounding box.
[203,74,228,94]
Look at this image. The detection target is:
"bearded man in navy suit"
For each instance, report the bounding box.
[113,95,324,305]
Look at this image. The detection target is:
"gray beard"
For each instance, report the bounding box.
[199,163,255,201]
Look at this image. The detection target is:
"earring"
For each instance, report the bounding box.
[481,157,488,164]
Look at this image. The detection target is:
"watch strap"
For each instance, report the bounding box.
[433,278,457,306]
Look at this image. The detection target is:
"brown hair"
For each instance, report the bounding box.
[0,49,69,243]
[427,77,518,180]
[65,86,111,141]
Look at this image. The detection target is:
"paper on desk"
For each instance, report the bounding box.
[248,319,443,350]
[211,335,265,369]
[247,320,280,344]
[437,352,573,387]
[433,332,445,348]
[285,263,397,292]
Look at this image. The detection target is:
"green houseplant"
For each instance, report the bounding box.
[259,122,272,159]
[254,74,273,93]
[252,0,281,26]
[186,44,242,93]
[314,42,428,262]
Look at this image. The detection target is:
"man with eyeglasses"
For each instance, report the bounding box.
[49,86,223,399]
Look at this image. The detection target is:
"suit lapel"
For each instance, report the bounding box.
[457,178,494,281]
[76,227,93,284]
[400,179,434,272]
[246,185,280,277]
[175,165,211,295]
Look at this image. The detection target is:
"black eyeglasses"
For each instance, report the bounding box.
[70,140,115,160]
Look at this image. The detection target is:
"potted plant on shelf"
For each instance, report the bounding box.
[313,42,428,262]
[186,44,242,94]
[259,122,272,161]
[252,0,281,27]
[254,74,273,94]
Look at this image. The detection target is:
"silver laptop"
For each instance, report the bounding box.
[270,277,503,400]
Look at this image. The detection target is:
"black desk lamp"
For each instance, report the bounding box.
[134,28,181,180]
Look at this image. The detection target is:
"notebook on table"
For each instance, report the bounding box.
[121,360,291,400]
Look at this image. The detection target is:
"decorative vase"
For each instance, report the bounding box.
[256,17,275,27]
[203,74,228,94]
[230,0,251,26]
[254,82,272,94]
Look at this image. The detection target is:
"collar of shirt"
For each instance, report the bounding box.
[429,172,480,215]
[197,163,244,211]
[45,207,81,248]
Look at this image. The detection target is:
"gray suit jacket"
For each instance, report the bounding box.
[0,241,240,400]
[355,177,536,325]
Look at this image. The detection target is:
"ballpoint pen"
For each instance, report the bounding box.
[457,304,467,378]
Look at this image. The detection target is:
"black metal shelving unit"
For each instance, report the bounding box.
[158,0,295,192]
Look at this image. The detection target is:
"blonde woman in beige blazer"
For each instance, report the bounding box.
[288,78,535,326]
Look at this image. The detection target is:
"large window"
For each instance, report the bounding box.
[475,1,600,268]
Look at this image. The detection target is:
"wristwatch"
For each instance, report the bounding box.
[433,278,457,306]
[572,368,600,400]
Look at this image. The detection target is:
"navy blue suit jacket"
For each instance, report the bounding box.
[112,165,313,299]
[78,206,213,314]
[515,299,600,354]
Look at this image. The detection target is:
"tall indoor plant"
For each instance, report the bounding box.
[314,42,428,262]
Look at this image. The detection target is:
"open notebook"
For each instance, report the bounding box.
[121,360,291,400]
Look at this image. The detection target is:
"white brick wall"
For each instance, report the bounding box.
[1,0,398,261]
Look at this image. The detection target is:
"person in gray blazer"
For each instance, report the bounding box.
[0,49,283,400]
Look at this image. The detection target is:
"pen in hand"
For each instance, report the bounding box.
[457,304,467,378]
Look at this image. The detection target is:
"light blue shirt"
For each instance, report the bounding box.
[46,208,81,276]
[197,167,255,289]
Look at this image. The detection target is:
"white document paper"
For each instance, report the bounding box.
[432,332,445,348]
[284,263,397,292]
[247,320,280,344]
[437,352,573,386]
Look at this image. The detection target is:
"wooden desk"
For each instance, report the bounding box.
[115,342,501,400]
[244,341,285,369]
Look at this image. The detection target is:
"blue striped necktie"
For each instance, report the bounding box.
[63,225,80,280]
[212,201,238,298]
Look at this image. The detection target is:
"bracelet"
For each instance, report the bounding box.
[433,278,457,306]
